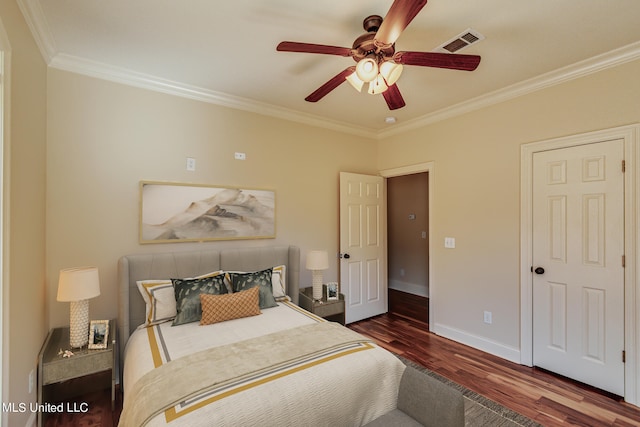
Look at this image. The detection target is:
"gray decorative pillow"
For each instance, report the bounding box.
[230,268,277,309]
[172,274,228,326]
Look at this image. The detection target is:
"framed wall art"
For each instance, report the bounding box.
[139,181,276,244]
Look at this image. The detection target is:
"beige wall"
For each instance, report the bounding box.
[0,0,48,425]
[46,68,378,328]
[378,58,640,358]
[2,5,640,421]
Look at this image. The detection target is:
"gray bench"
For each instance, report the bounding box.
[365,365,465,427]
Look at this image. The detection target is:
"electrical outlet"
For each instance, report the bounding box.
[234,152,246,160]
[483,311,492,324]
[186,157,196,171]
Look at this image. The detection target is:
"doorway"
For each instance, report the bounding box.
[381,162,433,327]
[387,172,429,323]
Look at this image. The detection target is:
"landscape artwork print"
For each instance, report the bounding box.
[140,181,275,243]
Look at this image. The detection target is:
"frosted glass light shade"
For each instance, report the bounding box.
[346,72,365,92]
[355,58,378,82]
[379,61,403,86]
[368,75,388,95]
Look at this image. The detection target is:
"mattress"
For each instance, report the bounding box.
[120,301,405,426]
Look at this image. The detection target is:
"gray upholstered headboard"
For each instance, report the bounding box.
[117,245,300,375]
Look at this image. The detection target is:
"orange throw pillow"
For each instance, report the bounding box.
[200,286,261,325]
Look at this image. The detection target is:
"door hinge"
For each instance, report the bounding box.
[623,350,626,363]
[623,255,626,268]
[622,160,626,172]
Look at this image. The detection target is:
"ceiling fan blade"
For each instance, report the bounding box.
[305,67,356,103]
[277,41,353,57]
[375,0,428,46]
[393,51,481,71]
[382,84,406,110]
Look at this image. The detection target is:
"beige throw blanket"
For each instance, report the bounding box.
[119,322,374,427]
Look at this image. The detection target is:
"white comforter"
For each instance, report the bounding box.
[122,301,405,427]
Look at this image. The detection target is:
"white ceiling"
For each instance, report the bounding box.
[19,0,640,138]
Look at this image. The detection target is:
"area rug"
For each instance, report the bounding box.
[398,357,543,427]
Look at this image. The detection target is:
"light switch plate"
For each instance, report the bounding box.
[444,237,456,248]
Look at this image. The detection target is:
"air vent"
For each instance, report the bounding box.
[435,28,484,53]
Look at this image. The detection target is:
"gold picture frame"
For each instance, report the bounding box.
[139,181,276,244]
[88,320,109,350]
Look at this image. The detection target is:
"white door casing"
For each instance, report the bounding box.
[339,172,387,324]
[379,162,435,328]
[521,124,640,405]
[532,139,624,395]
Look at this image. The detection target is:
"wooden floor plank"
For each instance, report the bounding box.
[348,312,640,427]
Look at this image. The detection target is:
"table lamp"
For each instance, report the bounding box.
[57,267,101,348]
[306,250,329,301]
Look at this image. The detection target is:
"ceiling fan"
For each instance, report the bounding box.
[276,0,481,110]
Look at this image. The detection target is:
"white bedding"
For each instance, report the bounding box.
[121,301,405,427]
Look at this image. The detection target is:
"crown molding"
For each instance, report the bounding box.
[377,40,640,139]
[19,0,640,140]
[17,0,56,62]
[48,53,377,139]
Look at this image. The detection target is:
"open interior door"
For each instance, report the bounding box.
[339,172,387,323]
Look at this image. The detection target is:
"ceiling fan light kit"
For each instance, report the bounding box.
[276,0,481,110]
[355,57,379,82]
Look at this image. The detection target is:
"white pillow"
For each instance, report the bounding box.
[136,270,224,327]
[271,265,287,300]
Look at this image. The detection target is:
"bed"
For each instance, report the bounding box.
[117,245,406,427]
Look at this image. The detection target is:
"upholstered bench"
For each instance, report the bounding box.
[365,365,465,427]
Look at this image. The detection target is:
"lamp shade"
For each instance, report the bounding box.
[368,74,389,95]
[57,267,101,302]
[346,72,365,92]
[306,251,329,270]
[355,57,378,83]
[379,61,403,86]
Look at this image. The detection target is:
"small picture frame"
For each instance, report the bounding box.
[88,320,109,349]
[326,282,339,300]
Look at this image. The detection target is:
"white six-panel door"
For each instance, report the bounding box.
[532,139,625,395]
[339,172,387,324]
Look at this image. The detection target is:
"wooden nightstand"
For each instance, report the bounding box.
[37,319,117,427]
[299,285,345,325]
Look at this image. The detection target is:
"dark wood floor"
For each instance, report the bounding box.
[44,291,640,427]
[350,293,640,427]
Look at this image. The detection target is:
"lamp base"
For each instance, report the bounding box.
[69,299,89,348]
[312,271,324,301]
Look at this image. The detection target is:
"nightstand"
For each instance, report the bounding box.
[299,285,345,325]
[37,319,117,427]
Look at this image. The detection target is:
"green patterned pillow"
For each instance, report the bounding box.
[230,268,277,309]
[172,274,228,326]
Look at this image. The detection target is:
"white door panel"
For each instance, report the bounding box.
[339,172,387,323]
[532,139,624,395]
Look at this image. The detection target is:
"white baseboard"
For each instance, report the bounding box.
[389,280,429,297]
[432,323,521,364]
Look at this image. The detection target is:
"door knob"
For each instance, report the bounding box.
[534,267,545,275]
[342,253,351,259]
